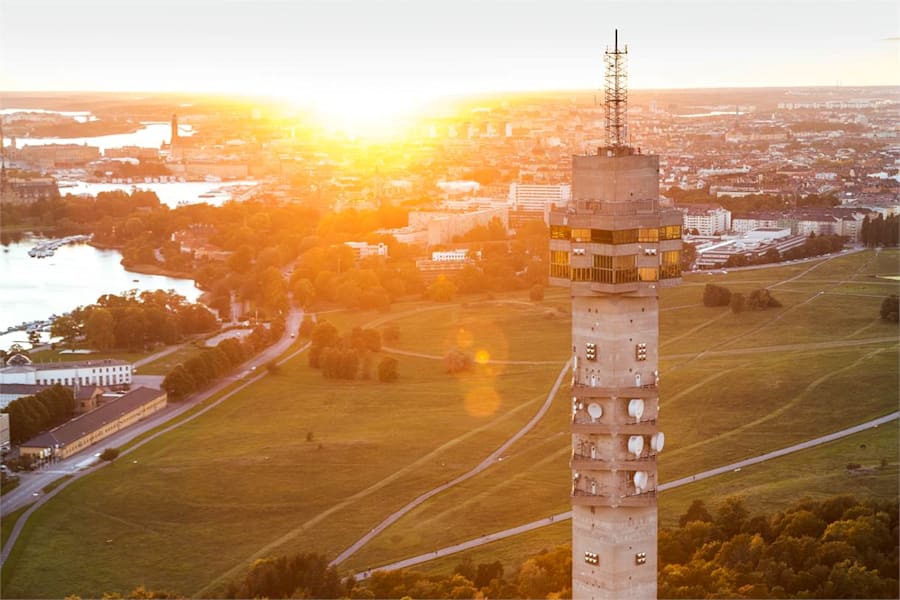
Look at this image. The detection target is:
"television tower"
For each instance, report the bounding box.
[549,31,682,599]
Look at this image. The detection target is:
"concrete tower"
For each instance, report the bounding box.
[549,32,682,599]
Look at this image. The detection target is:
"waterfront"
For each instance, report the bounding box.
[0,236,201,350]
[1,121,194,151]
[59,180,260,208]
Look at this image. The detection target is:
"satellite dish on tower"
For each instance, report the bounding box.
[633,470,649,491]
[587,402,603,421]
[651,432,665,452]
[628,399,644,420]
[628,435,644,457]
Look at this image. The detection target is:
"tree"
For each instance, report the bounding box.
[85,308,115,350]
[880,295,898,322]
[377,357,398,382]
[680,499,714,526]
[703,283,732,307]
[426,275,457,302]
[99,447,120,461]
[444,349,473,373]
[162,364,196,400]
[747,288,781,310]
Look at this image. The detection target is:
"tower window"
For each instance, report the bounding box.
[635,343,647,361]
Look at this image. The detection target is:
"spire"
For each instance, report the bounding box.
[604,29,629,148]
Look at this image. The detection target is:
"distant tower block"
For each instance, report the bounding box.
[549,31,682,600]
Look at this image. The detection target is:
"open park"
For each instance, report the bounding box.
[1,249,897,598]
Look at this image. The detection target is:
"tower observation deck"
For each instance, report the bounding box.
[549,32,682,599]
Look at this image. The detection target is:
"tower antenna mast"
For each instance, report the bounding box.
[604,29,628,148]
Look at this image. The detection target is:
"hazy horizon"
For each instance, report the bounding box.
[2,0,898,124]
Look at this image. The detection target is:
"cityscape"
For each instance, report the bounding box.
[0,1,898,598]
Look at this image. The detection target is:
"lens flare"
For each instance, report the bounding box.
[474,349,491,364]
[464,386,501,418]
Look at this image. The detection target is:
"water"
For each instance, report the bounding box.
[0,236,201,350]
[59,180,260,208]
[2,122,194,152]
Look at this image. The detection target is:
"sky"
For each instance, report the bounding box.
[1,0,898,116]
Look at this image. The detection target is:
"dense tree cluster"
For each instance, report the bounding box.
[52,290,217,352]
[667,187,839,215]
[225,546,571,600]
[308,322,384,381]
[2,385,75,444]
[660,495,899,599]
[224,553,343,599]
[162,324,282,400]
[861,214,900,248]
[704,284,780,311]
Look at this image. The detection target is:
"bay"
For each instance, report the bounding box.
[0,236,201,350]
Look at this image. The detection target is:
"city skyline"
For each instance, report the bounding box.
[1,0,898,124]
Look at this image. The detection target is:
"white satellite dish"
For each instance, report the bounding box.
[628,435,644,457]
[651,432,665,452]
[628,399,644,420]
[633,470,649,491]
[587,402,602,420]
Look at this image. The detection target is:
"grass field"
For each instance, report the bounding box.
[2,249,898,597]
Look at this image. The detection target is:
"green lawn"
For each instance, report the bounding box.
[137,344,206,375]
[2,250,898,597]
[1,346,563,598]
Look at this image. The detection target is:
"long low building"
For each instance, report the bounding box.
[0,354,133,388]
[19,387,167,460]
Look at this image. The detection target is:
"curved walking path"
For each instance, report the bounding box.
[329,357,573,566]
[0,310,307,567]
[353,411,899,580]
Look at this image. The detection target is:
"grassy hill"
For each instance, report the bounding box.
[1,249,897,597]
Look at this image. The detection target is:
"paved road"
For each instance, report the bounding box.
[329,357,573,567]
[353,411,899,579]
[0,309,305,565]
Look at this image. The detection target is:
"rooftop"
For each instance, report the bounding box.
[21,387,165,450]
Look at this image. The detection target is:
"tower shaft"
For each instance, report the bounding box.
[550,32,681,600]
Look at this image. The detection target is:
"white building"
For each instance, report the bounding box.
[0,355,133,389]
[681,204,732,236]
[508,183,572,213]
[344,242,388,260]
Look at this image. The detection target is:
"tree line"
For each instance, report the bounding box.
[703,283,782,312]
[223,544,571,599]
[2,385,75,444]
[162,320,284,401]
[305,321,397,382]
[861,214,899,248]
[660,495,899,598]
[51,290,218,352]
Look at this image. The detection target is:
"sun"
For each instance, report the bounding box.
[294,85,432,141]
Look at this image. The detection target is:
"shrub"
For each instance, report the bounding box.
[377,357,398,382]
[880,295,899,322]
[703,283,732,307]
[444,349,473,374]
[100,448,120,461]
